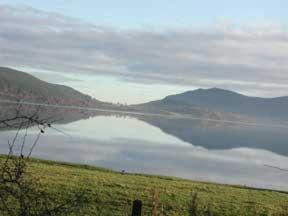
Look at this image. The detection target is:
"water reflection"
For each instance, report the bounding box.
[139,116,288,156]
[0,115,288,191]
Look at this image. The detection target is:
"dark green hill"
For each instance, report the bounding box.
[0,67,106,107]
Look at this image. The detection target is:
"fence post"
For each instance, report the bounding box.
[131,199,142,216]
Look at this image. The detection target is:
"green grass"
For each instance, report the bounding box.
[8,158,286,216]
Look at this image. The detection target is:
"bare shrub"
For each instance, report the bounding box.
[0,106,89,216]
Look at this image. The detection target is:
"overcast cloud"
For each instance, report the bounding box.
[1,4,288,97]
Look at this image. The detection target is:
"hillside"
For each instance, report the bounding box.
[134,100,224,119]
[0,67,107,107]
[132,90,250,122]
[3,157,287,216]
[160,88,288,120]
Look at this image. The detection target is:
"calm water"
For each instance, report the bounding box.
[0,114,288,191]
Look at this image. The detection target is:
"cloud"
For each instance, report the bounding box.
[1,4,288,97]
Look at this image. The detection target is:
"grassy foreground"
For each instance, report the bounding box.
[10,158,288,216]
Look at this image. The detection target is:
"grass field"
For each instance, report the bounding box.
[5,158,285,216]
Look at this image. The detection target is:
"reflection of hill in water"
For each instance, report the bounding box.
[0,103,127,130]
[1,103,288,156]
[137,116,288,156]
[0,103,96,129]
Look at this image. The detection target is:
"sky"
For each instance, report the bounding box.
[2,0,287,28]
[0,0,288,104]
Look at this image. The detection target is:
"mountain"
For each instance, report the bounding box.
[134,88,288,155]
[133,99,223,119]
[132,89,251,122]
[0,67,110,108]
[136,88,288,120]
[2,67,287,122]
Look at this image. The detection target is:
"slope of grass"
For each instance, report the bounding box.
[15,158,288,216]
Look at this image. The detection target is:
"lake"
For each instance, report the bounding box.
[0,112,288,191]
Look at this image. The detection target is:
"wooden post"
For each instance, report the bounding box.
[131,199,142,216]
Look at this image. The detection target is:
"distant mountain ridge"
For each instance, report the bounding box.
[132,89,249,122]
[1,67,288,121]
[159,88,288,120]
